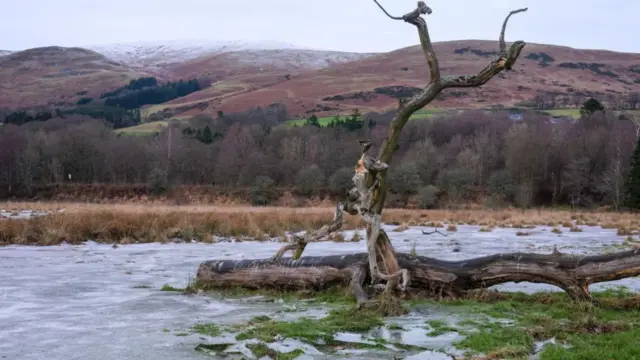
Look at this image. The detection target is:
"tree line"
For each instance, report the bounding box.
[1,102,639,210]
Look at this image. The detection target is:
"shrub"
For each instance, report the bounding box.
[388,162,423,195]
[328,167,354,196]
[417,185,439,209]
[295,164,325,196]
[250,176,277,206]
[488,169,516,202]
[147,167,169,195]
[436,167,474,204]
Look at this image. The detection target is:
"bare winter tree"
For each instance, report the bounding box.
[195,1,640,312]
[202,1,528,306]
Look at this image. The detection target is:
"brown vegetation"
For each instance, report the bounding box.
[1,203,639,246]
[2,40,640,118]
[195,40,640,117]
[0,46,147,108]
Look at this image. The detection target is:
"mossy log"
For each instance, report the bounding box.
[196,249,640,305]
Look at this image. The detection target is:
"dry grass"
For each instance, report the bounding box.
[1,202,639,245]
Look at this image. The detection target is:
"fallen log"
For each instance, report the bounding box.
[196,248,640,304]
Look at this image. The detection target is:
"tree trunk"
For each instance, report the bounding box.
[196,249,640,304]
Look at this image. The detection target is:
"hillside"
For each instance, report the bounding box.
[0,50,11,56]
[158,40,640,119]
[1,40,639,120]
[0,46,148,108]
[0,42,373,111]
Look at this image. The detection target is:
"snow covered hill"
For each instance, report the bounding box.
[0,50,11,56]
[85,39,373,69]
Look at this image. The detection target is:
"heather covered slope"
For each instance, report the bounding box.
[2,40,639,119]
[0,46,148,108]
[173,40,640,118]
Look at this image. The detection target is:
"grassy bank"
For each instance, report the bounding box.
[186,287,640,359]
[1,202,639,245]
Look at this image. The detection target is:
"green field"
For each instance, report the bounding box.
[540,108,640,119]
[116,121,169,135]
[116,108,640,136]
[116,116,193,136]
[541,108,582,118]
[284,108,447,127]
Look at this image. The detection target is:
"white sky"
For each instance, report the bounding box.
[1,0,638,53]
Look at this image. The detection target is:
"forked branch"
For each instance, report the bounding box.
[441,7,528,88]
[372,1,528,99]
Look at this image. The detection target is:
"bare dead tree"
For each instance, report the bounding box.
[344,1,529,305]
[199,1,543,312]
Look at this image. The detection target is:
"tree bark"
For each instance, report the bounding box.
[196,248,640,304]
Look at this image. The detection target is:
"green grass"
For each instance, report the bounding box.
[189,287,640,359]
[542,108,582,118]
[115,120,169,135]
[425,319,458,336]
[246,343,305,360]
[160,284,185,292]
[192,323,222,337]
[116,116,191,136]
[541,108,640,119]
[115,107,640,134]
[417,289,640,359]
[234,307,384,343]
[283,108,446,127]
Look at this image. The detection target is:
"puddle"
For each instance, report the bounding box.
[1,224,638,359]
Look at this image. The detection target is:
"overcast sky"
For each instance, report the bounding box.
[1,0,638,53]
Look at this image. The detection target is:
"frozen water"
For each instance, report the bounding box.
[0,209,54,220]
[1,224,638,359]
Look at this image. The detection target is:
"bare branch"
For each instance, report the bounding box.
[374,1,440,84]
[270,202,344,261]
[441,8,528,89]
[422,229,449,237]
[372,0,403,20]
[500,8,528,52]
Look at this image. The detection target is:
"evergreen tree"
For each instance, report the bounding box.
[306,114,320,128]
[199,125,214,144]
[580,97,605,117]
[624,136,640,210]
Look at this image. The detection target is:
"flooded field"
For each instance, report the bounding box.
[1,224,639,359]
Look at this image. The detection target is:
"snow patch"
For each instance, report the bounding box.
[84,39,375,69]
